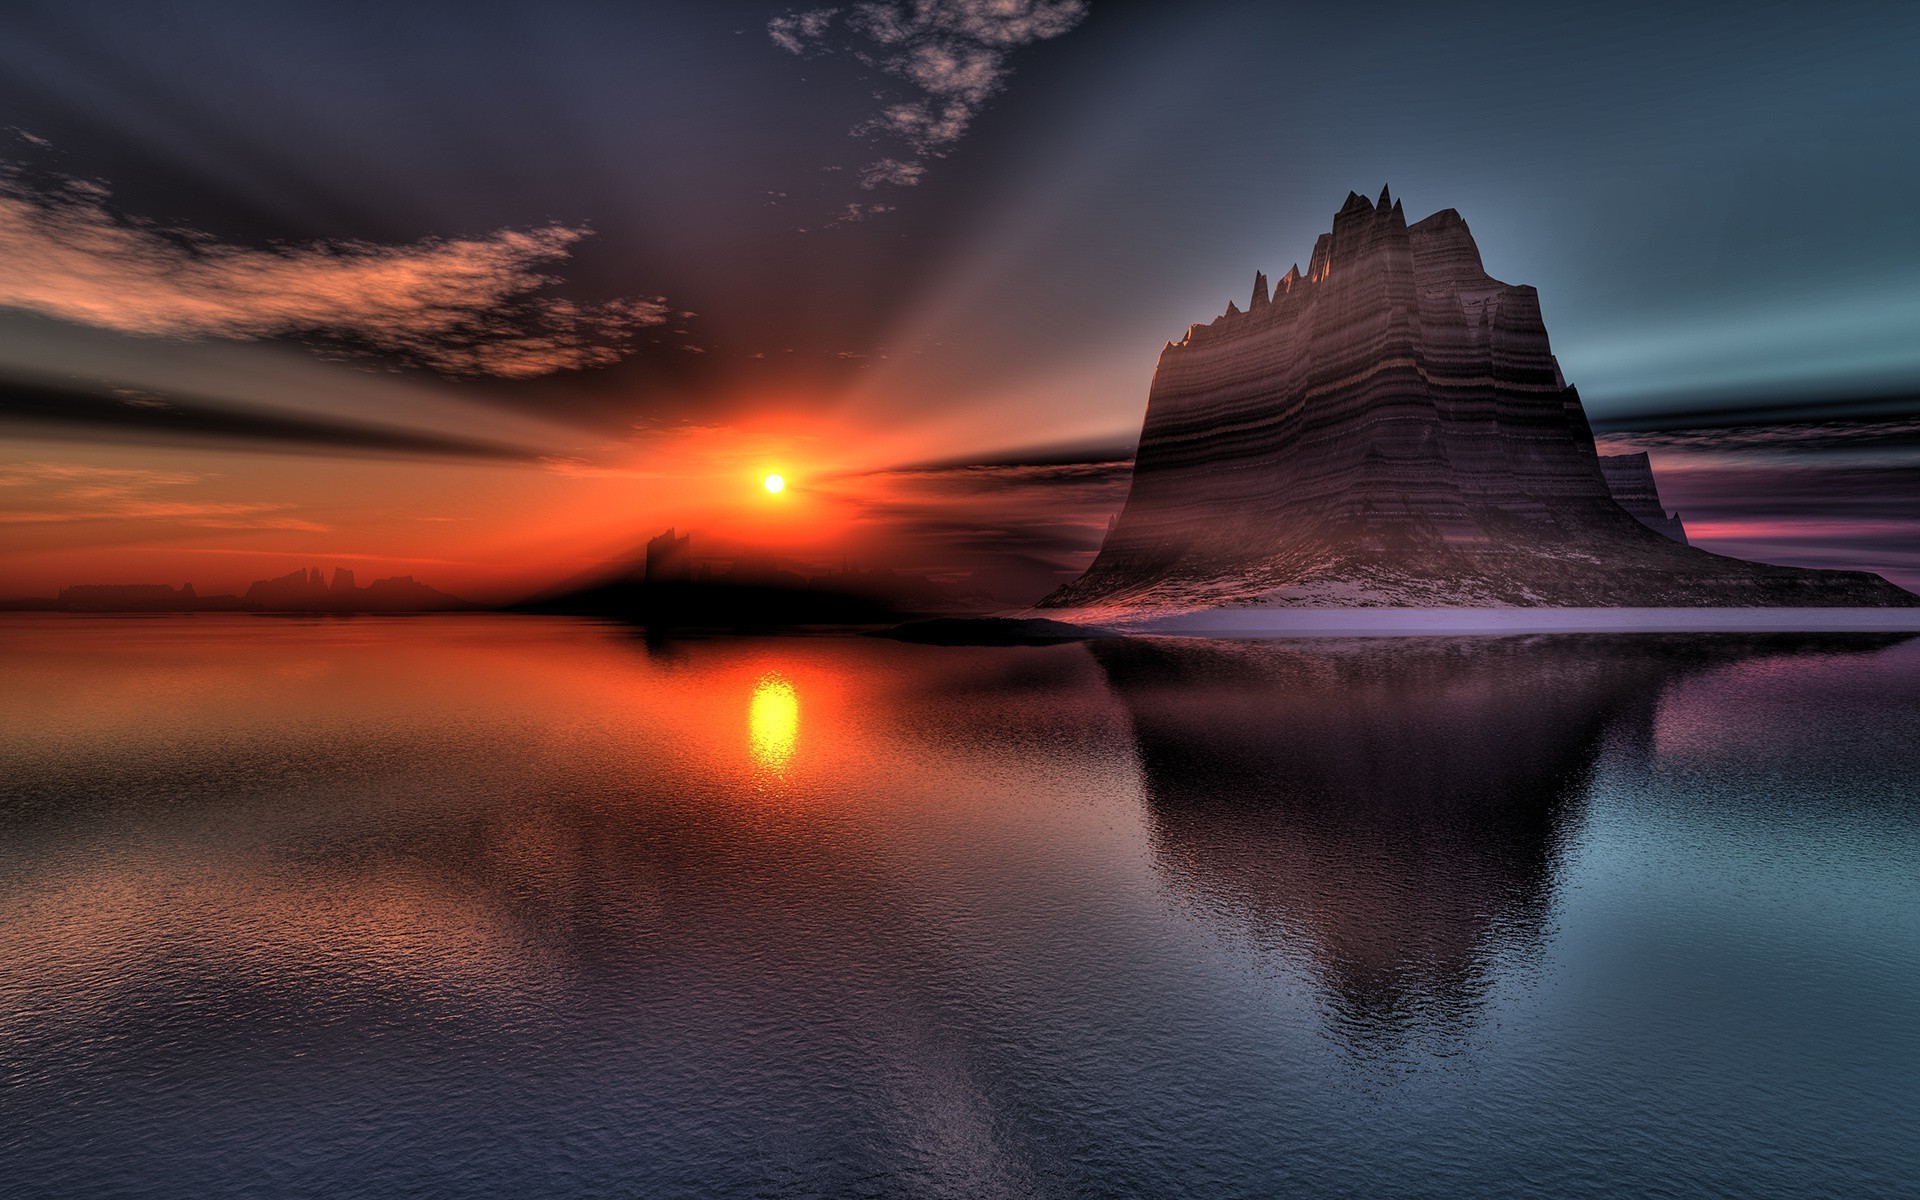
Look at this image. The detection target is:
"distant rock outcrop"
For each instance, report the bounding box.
[58,583,199,611]
[46,568,469,613]
[1597,452,1687,543]
[243,567,469,611]
[244,567,336,609]
[1044,190,1915,610]
[646,528,693,584]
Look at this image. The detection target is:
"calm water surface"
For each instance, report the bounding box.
[2,616,1917,1199]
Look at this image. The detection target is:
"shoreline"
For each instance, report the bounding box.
[1096,607,1920,638]
[11,608,1920,642]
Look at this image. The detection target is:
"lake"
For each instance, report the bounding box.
[3,616,1917,1199]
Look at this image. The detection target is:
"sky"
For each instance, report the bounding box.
[3,0,1918,601]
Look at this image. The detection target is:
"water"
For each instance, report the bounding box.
[2,616,1916,1199]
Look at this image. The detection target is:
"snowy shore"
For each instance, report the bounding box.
[1054,607,1920,639]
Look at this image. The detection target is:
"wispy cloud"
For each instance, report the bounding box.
[768,6,840,54]
[0,461,331,531]
[768,0,1088,203]
[0,169,673,379]
[857,157,927,190]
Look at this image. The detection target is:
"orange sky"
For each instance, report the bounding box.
[0,398,1133,602]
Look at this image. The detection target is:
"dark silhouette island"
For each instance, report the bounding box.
[513,528,984,629]
[1044,189,1916,611]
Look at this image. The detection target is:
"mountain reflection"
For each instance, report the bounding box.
[1092,633,1911,1052]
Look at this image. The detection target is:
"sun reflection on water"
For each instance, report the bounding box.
[749,673,799,772]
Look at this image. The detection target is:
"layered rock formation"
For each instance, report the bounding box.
[1045,189,1914,609]
[1597,452,1687,543]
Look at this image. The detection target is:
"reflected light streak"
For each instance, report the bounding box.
[749,673,799,773]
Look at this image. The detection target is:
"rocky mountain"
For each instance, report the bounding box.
[1044,190,1915,610]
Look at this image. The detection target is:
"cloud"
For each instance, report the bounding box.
[0,461,332,531]
[768,0,1088,195]
[1597,416,1920,459]
[768,7,839,54]
[831,201,899,224]
[0,170,672,378]
[855,100,973,148]
[1,378,537,461]
[859,157,928,189]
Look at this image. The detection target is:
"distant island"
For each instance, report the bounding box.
[513,527,988,628]
[5,567,472,613]
[1044,189,1916,612]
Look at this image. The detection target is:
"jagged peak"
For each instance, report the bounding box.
[1224,300,1242,317]
[1250,271,1270,308]
[1376,184,1392,209]
[1339,190,1371,215]
[1391,198,1404,219]
[1307,234,1332,282]
[1410,207,1467,231]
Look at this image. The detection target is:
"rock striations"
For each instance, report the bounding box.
[1597,452,1687,543]
[1045,189,1915,610]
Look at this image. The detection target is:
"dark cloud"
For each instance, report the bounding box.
[0,378,536,461]
[1592,390,1920,435]
[1598,412,1920,593]
[877,437,1136,473]
[1649,462,1920,526]
[1602,418,1920,457]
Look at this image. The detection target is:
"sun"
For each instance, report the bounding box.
[762,473,786,495]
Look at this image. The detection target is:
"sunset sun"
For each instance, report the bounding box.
[763,473,786,495]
